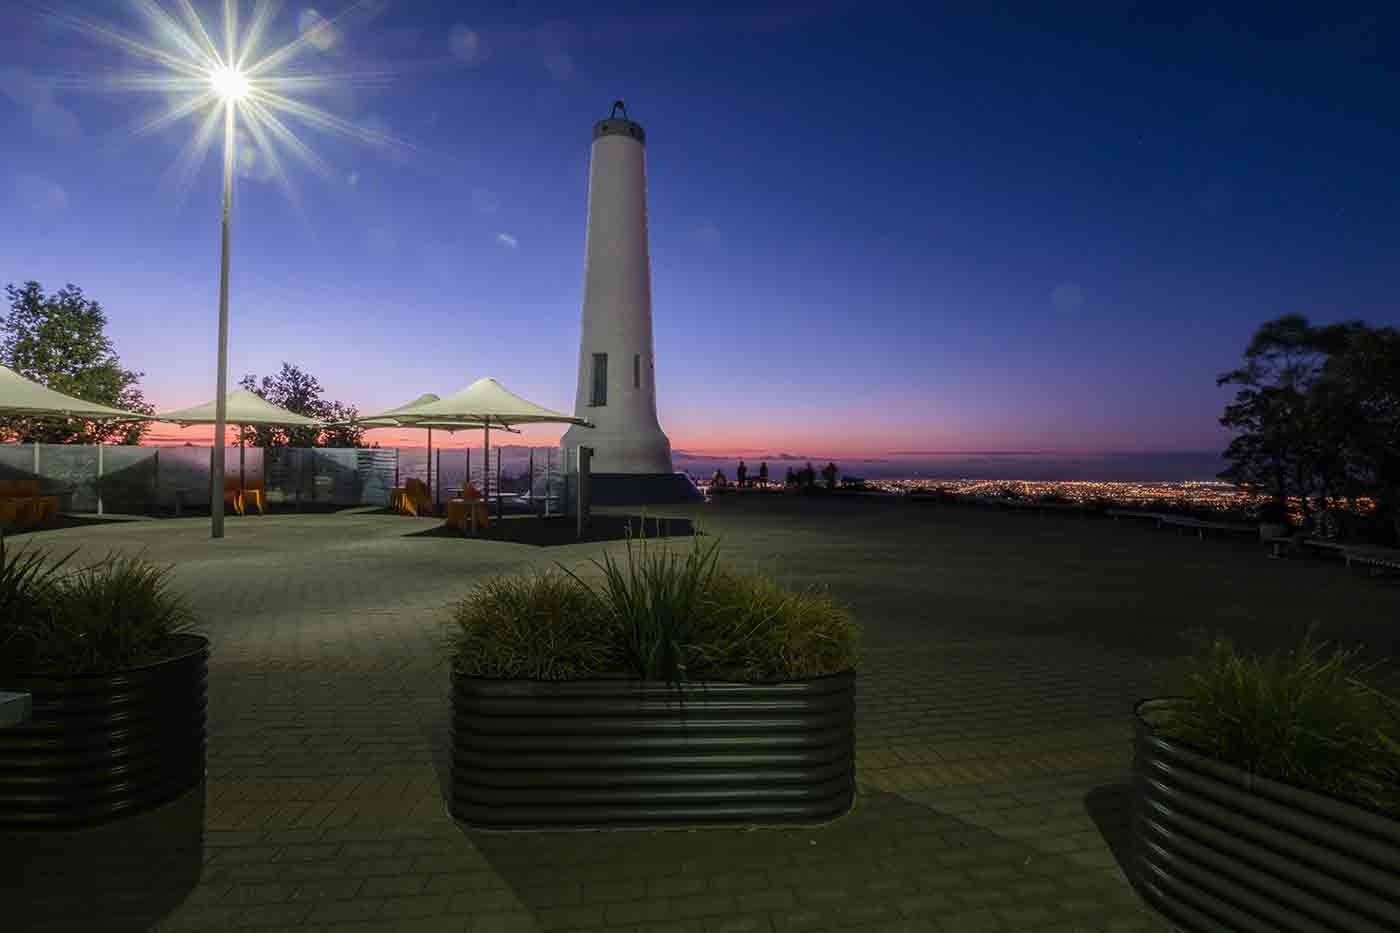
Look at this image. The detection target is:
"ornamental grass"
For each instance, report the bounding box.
[1153,626,1400,815]
[448,531,858,683]
[0,538,193,676]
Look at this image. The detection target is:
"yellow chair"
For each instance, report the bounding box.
[401,478,434,517]
[223,477,244,516]
[242,477,267,515]
[0,480,18,526]
[7,480,57,524]
[447,483,490,532]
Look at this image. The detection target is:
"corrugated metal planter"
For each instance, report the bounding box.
[0,634,208,828]
[451,670,855,829]
[1132,698,1400,932]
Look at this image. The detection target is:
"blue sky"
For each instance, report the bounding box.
[1,1,1397,457]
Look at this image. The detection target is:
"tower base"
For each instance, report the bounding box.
[586,473,703,506]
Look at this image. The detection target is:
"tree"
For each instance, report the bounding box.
[1316,325,1400,541]
[800,462,816,487]
[0,281,153,443]
[822,461,839,489]
[238,363,364,448]
[1217,315,1334,518]
[758,461,769,486]
[1218,315,1400,543]
[320,400,366,449]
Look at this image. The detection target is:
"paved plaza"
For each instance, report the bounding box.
[6,495,1399,932]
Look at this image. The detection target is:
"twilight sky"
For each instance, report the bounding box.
[2,1,1397,459]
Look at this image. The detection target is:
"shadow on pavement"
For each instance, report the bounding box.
[2,783,206,932]
[405,513,696,548]
[1,515,144,536]
[452,788,1174,930]
[1085,781,1136,879]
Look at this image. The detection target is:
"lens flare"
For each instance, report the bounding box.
[209,64,249,101]
[50,0,408,208]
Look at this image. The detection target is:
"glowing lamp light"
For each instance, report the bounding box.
[209,65,250,102]
[54,0,408,539]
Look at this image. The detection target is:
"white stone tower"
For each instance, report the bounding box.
[561,102,698,503]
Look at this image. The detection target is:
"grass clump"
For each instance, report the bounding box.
[561,530,722,682]
[689,570,860,683]
[1153,627,1400,815]
[448,532,859,683]
[448,570,620,680]
[0,539,194,677]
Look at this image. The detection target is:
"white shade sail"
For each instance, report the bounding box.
[0,364,146,420]
[396,378,592,429]
[358,393,441,426]
[154,389,321,427]
[356,392,518,433]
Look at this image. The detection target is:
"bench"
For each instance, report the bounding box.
[1301,539,1400,576]
[1340,547,1400,576]
[0,691,32,728]
[1106,509,1173,523]
[1156,515,1257,539]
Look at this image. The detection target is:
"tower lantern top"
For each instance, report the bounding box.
[593,99,645,145]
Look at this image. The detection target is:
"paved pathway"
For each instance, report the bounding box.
[9,497,1397,931]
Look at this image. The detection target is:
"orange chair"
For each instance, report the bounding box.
[445,483,490,532]
[5,480,57,524]
[0,480,18,526]
[223,476,244,516]
[401,478,434,517]
[242,477,267,515]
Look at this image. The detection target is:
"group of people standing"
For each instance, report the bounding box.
[709,460,840,489]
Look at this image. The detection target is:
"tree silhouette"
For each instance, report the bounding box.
[0,281,153,443]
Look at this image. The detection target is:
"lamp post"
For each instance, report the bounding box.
[209,66,248,539]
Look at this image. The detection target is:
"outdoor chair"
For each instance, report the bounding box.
[223,477,244,516]
[409,478,435,516]
[395,478,430,517]
[0,497,25,529]
[2,480,57,524]
[399,479,420,516]
[242,477,266,515]
[446,483,489,533]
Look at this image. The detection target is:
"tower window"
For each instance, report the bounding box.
[634,354,641,389]
[590,353,608,406]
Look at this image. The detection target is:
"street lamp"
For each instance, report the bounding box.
[209,65,248,540]
[51,3,406,539]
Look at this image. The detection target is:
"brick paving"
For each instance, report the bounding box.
[8,496,1398,931]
